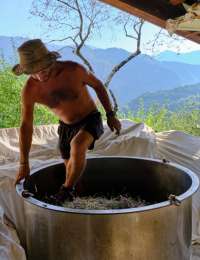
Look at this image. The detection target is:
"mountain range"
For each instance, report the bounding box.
[156,50,200,65]
[0,36,200,108]
[127,83,200,112]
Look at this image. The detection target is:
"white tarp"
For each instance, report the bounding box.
[0,206,26,260]
[0,120,199,259]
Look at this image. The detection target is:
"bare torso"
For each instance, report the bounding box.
[26,61,97,124]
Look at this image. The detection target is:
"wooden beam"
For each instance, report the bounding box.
[100,0,166,27]
[169,0,184,6]
[100,0,200,44]
[178,31,200,43]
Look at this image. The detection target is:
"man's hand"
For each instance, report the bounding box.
[15,163,30,186]
[107,116,121,135]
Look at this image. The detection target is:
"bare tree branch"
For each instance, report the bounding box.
[104,49,141,89]
[124,20,137,40]
[48,36,74,44]
[75,0,84,42]
[109,89,118,113]
[56,0,77,12]
[104,18,144,111]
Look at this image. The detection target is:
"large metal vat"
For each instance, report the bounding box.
[16,156,199,260]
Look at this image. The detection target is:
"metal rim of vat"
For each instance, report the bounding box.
[16,156,199,215]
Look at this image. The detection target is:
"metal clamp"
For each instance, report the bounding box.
[162,158,170,163]
[168,194,181,206]
[21,190,34,198]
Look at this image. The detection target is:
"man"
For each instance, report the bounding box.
[12,39,121,203]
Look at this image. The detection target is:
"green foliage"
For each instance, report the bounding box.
[0,63,23,128]
[128,83,200,112]
[0,63,57,128]
[119,101,200,136]
[34,105,58,125]
[0,65,199,136]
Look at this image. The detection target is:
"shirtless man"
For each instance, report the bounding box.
[12,39,121,203]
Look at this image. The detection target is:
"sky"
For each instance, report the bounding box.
[1,0,200,54]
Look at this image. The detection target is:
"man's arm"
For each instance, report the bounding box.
[81,66,121,134]
[15,85,34,185]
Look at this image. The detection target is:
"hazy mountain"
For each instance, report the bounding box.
[156,50,200,65]
[127,83,200,112]
[1,36,200,107]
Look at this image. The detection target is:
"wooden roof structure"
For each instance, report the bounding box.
[100,0,200,44]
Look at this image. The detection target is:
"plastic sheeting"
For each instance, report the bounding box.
[0,206,26,260]
[0,120,199,259]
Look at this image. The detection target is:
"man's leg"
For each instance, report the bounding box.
[63,129,94,189]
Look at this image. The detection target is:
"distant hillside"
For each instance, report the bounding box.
[127,84,200,112]
[156,50,200,65]
[1,36,200,107]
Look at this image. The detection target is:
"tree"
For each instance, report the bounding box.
[31,0,119,110]
[31,0,110,73]
[104,15,144,111]
[104,17,143,89]
[30,0,184,112]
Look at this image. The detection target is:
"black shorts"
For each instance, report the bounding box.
[58,110,104,159]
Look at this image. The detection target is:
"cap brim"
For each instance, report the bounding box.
[12,64,24,76]
[50,51,61,59]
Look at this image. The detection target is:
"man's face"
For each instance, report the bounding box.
[31,64,53,82]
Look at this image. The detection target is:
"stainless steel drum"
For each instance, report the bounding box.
[16,156,199,260]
